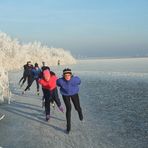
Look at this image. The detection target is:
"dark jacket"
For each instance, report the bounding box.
[23,64,33,77]
[32,67,41,79]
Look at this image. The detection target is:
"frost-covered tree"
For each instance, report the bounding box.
[0,32,76,71]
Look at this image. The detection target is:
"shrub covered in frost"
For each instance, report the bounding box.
[0,32,76,71]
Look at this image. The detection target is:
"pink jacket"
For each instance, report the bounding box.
[38,70,57,91]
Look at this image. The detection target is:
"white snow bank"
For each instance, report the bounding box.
[0,67,11,103]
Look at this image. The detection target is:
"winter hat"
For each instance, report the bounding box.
[63,68,72,75]
[35,63,38,67]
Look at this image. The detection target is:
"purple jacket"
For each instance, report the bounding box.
[56,76,81,96]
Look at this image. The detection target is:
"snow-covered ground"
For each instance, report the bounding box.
[0,58,148,148]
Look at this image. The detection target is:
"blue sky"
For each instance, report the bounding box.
[0,0,148,57]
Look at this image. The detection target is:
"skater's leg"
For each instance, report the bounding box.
[45,99,51,120]
[44,89,51,121]
[23,76,34,92]
[71,94,83,121]
[19,76,24,84]
[51,88,61,107]
[62,95,71,132]
[51,88,63,112]
[35,78,40,93]
[22,76,27,84]
[42,87,46,110]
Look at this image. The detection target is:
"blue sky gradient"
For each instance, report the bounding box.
[0,0,148,57]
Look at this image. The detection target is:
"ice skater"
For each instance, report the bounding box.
[38,69,64,121]
[40,63,55,109]
[22,63,34,94]
[19,61,32,87]
[57,68,83,133]
[32,63,41,95]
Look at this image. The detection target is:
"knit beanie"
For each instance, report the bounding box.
[63,68,72,75]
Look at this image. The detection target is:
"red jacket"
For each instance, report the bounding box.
[38,70,57,91]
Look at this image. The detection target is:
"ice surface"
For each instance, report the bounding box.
[0,58,147,148]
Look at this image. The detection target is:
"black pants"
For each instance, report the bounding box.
[43,88,61,116]
[62,94,83,131]
[19,75,27,85]
[42,88,54,103]
[24,77,39,92]
[24,76,34,91]
[35,78,39,91]
[19,71,28,85]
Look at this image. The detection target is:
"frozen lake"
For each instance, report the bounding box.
[0,57,148,148]
[54,57,148,148]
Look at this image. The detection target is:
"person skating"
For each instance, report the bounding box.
[19,61,32,87]
[38,69,64,121]
[40,64,55,108]
[22,63,34,94]
[57,60,60,66]
[57,68,83,133]
[32,63,41,95]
